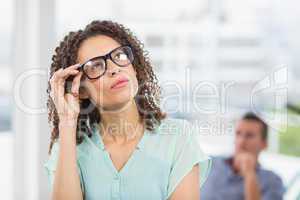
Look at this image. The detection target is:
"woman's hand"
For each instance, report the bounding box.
[49,64,83,123]
[49,65,84,200]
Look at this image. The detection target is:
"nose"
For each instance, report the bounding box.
[107,67,121,76]
[236,135,246,150]
[106,59,121,77]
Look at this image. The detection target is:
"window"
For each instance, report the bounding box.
[0,2,13,200]
[0,0,13,132]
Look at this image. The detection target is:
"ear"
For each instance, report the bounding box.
[261,140,268,150]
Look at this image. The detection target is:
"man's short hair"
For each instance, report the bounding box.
[242,112,268,141]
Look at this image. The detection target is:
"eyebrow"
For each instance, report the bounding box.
[82,45,123,64]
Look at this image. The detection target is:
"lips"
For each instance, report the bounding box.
[111,77,129,89]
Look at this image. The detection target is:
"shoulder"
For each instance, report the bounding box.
[142,118,192,159]
[148,118,192,147]
[162,118,212,198]
[154,117,192,140]
[149,117,208,160]
[158,118,201,150]
[212,156,231,165]
[205,156,230,177]
[259,168,284,185]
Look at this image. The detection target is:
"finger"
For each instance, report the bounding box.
[66,63,81,70]
[71,72,83,96]
[55,67,80,93]
[52,63,80,81]
[56,67,80,81]
[49,69,63,101]
[50,81,65,110]
[50,64,80,100]
[49,68,62,85]
[50,70,74,102]
[51,68,64,87]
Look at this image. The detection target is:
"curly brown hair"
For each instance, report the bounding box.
[47,20,166,154]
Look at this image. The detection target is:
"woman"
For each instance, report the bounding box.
[44,20,211,200]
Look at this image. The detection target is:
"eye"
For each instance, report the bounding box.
[246,132,254,139]
[85,58,105,70]
[93,60,105,68]
[84,59,105,73]
[114,52,128,61]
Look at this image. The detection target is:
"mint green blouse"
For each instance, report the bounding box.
[44,118,212,200]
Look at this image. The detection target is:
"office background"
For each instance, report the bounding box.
[0,0,299,199]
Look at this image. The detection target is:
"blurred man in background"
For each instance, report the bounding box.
[201,112,284,200]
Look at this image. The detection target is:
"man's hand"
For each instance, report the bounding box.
[234,153,261,200]
[233,152,256,177]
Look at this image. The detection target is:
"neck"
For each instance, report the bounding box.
[98,100,144,142]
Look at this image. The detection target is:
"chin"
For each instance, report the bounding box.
[102,97,134,112]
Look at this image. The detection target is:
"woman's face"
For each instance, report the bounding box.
[77,35,139,112]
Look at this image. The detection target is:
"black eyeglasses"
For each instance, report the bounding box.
[78,45,134,79]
